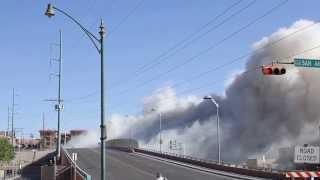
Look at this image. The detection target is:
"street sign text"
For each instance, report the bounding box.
[294,146,320,164]
[294,58,320,68]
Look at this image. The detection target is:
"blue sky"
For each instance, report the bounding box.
[0,0,319,137]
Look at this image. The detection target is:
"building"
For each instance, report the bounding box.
[61,132,71,145]
[39,129,57,149]
[0,131,15,146]
[247,155,276,169]
[0,131,8,139]
[39,129,87,149]
[0,131,7,137]
[70,129,87,138]
[17,138,40,148]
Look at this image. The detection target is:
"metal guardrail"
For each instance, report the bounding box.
[139,148,283,174]
[136,148,286,179]
[62,147,92,180]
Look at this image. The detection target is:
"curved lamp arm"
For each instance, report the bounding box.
[210,98,219,108]
[203,95,219,108]
[46,4,102,54]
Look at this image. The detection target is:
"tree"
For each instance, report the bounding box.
[0,138,14,162]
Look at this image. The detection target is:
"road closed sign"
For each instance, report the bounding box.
[294,146,320,164]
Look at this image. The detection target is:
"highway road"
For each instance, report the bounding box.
[66,148,267,180]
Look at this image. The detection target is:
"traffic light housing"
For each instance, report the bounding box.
[262,66,286,75]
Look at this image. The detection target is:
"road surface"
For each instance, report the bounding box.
[66,148,265,180]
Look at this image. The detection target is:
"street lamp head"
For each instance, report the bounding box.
[45,4,55,18]
[203,95,213,100]
[203,95,219,107]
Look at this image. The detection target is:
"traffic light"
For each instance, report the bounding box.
[261,66,286,75]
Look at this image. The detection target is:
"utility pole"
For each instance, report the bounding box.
[55,30,63,160]
[42,113,46,149]
[46,30,63,159]
[7,106,10,137]
[42,113,45,130]
[11,88,15,145]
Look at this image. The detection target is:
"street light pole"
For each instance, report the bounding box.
[159,112,162,153]
[216,102,220,164]
[203,95,221,164]
[99,20,106,180]
[151,108,162,153]
[45,4,107,180]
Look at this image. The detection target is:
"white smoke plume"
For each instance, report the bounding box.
[71,20,320,162]
[65,131,99,148]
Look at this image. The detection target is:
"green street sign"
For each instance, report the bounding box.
[294,58,320,68]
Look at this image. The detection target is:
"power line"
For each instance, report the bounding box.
[66,0,289,104]
[67,12,315,106]
[67,0,99,50]
[68,0,253,101]
[110,0,252,88]
[63,42,320,119]
[171,21,318,89]
[113,0,288,96]
[58,0,143,65]
[62,0,145,102]
[107,0,145,37]
[178,43,320,95]
[136,0,255,74]
[65,90,99,102]
[128,0,245,73]
[110,42,320,111]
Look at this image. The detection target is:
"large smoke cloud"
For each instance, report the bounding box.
[70,20,320,162]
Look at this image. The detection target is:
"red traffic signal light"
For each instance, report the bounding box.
[262,67,272,75]
[262,66,286,75]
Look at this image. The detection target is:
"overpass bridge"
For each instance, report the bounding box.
[66,147,270,180]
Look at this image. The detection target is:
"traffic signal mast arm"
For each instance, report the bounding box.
[261,61,293,75]
[262,58,320,75]
[273,61,294,65]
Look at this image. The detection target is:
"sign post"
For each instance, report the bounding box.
[294,146,320,164]
[294,58,320,68]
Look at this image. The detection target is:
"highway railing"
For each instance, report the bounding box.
[60,147,92,180]
[134,148,286,179]
[139,148,283,171]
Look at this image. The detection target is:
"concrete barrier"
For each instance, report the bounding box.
[106,138,138,153]
[134,148,286,179]
[106,138,138,149]
[107,146,135,153]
